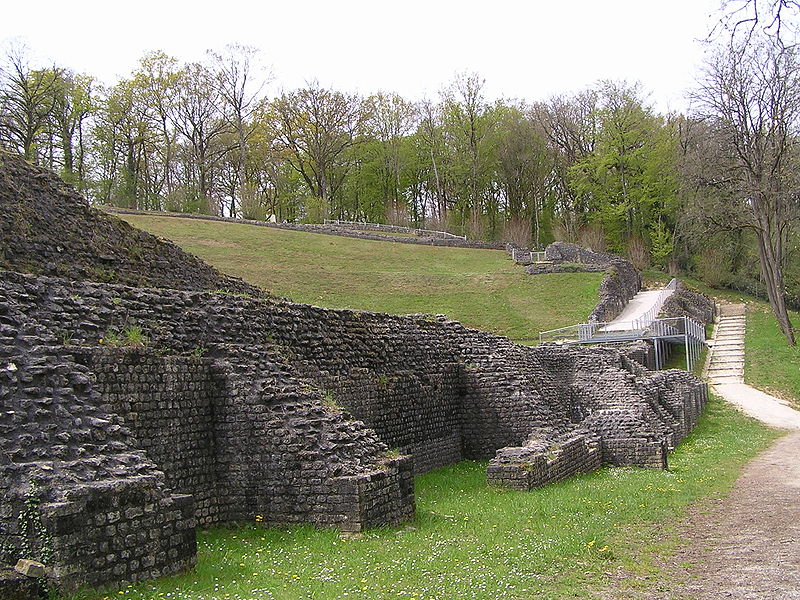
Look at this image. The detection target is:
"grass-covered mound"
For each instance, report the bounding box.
[0,153,257,295]
[119,214,603,339]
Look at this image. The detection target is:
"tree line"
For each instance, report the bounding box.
[1,29,798,344]
[0,45,686,251]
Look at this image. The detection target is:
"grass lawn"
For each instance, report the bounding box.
[67,397,777,600]
[744,305,800,408]
[119,215,602,339]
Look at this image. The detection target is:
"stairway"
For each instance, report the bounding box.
[707,304,746,384]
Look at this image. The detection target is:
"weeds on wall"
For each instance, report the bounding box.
[1,481,55,567]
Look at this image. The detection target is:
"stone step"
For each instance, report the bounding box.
[712,350,745,358]
[708,370,745,378]
[709,375,744,384]
[708,361,744,369]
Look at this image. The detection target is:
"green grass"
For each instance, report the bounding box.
[744,305,800,408]
[119,215,602,339]
[67,397,777,600]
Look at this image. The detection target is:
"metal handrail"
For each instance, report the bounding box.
[538,314,706,372]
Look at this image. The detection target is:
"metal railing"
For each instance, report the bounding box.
[623,278,679,331]
[323,219,467,240]
[539,314,706,372]
[510,248,547,264]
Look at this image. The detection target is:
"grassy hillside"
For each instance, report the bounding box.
[119,215,603,339]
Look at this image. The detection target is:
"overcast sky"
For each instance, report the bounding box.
[2,0,723,112]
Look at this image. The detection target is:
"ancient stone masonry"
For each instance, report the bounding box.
[659,281,716,326]
[0,153,708,592]
[0,152,259,296]
[542,242,642,323]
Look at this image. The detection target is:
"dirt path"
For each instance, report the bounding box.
[606,304,800,599]
[642,432,800,599]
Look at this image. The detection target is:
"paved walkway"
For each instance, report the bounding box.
[707,303,800,429]
[603,287,675,332]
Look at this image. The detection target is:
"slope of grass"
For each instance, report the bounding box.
[120,215,602,339]
[744,305,800,407]
[67,397,777,600]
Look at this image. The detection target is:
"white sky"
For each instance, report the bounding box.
[2,0,723,113]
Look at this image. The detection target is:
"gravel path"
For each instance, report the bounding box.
[605,304,800,599]
[644,432,800,599]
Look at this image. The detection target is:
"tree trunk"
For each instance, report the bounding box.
[755,228,796,345]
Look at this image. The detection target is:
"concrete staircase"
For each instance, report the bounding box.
[707,304,746,384]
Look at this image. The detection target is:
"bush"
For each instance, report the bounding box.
[501,217,532,247]
[577,224,607,253]
[696,247,733,288]
[626,236,650,270]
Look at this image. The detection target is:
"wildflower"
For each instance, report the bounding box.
[587,540,596,548]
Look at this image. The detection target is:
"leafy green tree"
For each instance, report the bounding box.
[271,82,368,220]
[569,81,679,256]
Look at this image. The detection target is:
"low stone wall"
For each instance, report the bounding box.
[485,346,707,489]
[102,208,507,250]
[487,434,602,490]
[543,242,642,323]
[42,483,196,589]
[0,568,44,600]
[659,281,715,325]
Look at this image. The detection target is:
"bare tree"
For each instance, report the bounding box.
[0,45,61,162]
[208,44,270,217]
[689,36,800,345]
[713,0,800,45]
[172,62,232,212]
[534,90,598,240]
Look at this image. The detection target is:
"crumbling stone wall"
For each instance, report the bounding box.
[102,207,507,250]
[659,281,715,325]
[543,242,641,323]
[0,154,709,592]
[0,335,196,590]
[0,153,258,296]
[75,349,223,525]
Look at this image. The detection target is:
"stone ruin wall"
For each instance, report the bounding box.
[1,267,709,591]
[542,242,642,323]
[0,153,711,592]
